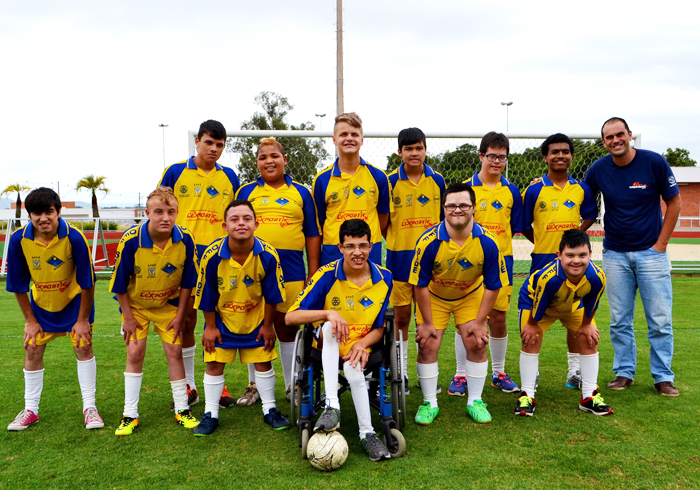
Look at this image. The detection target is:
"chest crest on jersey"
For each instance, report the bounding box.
[46,255,64,269]
[563,199,576,209]
[491,200,503,211]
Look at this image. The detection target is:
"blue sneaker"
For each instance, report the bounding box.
[565,370,582,389]
[264,408,291,430]
[491,372,520,393]
[193,412,218,436]
[448,375,467,396]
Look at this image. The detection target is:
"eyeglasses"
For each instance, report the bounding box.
[342,243,371,251]
[484,153,508,163]
[444,203,473,212]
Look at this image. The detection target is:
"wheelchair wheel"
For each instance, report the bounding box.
[383,428,406,458]
[290,328,304,425]
[390,330,407,430]
[300,428,310,459]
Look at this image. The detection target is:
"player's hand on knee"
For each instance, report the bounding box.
[520,324,542,348]
[72,320,92,349]
[202,326,221,354]
[122,317,140,346]
[258,324,277,352]
[576,324,599,348]
[464,320,489,349]
[23,321,44,350]
[343,344,369,370]
[415,322,437,349]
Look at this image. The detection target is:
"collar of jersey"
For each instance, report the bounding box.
[541,174,576,187]
[398,162,435,180]
[334,256,383,284]
[255,174,293,187]
[23,217,69,241]
[218,236,263,260]
[331,157,367,177]
[436,221,484,242]
[187,156,222,171]
[469,173,509,187]
[137,220,183,248]
[553,259,590,288]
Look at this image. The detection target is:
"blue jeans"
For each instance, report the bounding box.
[602,248,674,383]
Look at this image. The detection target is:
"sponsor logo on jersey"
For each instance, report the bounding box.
[539,201,546,209]
[135,266,142,275]
[563,199,576,209]
[406,195,413,206]
[32,256,41,270]
[148,264,156,278]
[432,278,474,291]
[258,216,292,228]
[369,187,376,197]
[243,275,255,287]
[230,277,238,289]
[417,194,430,205]
[480,222,505,235]
[393,196,401,206]
[46,255,64,269]
[206,186,219,198]
[186,210,221,225]
[353,186,366,197]
[221,300,258,313]
[491,200,503,211]
[336,211,368,221]
[162,263,177,275]
[223,189,231,200]
[179,185,188,194]
[400,218,435,229]
[275,197,290,206]
[332,296,340,307]
[668,176,677,187]
[552,201,558,209]
[359,296,374,308]
[545,222,578,232]
[139,285,178,301]
[629,182,648,189]
[346,296,354,310]
[262,197,269,205]
[457,258,473,269]
[34,279,72,293]
[194,184,202,196]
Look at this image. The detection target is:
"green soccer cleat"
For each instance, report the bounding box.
[467,399,492,424]
[175,409,199,429]
[414,402,440,425]
[115,416,139,436]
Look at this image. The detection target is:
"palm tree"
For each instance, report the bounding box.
[2,183,31,229]
[76,175,109,218]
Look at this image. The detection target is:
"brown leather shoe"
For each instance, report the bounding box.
[607,376,634,390]
[654,381,679,397]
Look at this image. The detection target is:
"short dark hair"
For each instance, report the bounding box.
[339,219,371,244]
[559,229,591,252]
[25,187,61,215]
[198,119,227,140]
[224,199,256,220]
[600,117,630,138]
[398,127,427,149]
[442,182,476,208]
[541,133,574,156]
[479,131,509,155]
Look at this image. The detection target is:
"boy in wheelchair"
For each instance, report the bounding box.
[285,219,393,461]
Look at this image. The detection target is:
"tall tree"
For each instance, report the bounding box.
[663,148,697,167]
[227,92,330,186]
[76,175,109,218]
[2,183,31,229]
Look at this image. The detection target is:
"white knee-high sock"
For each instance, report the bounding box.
[247,363,256,384]
[255,368,276,415]
[171,378,188,412]
[465,360,488,406]
[344,360,373,438]
[417,362,439,408]
[24,368,44,414]
[203,373,224,419]
[77,357,97,411]
[279,341,295,389]
[454,332,467,377]
[182,346,196,390]
[123,372,142,418]
[520,351,539,397]
[321,321,340,410]
[489,335,508,374]
[568,352,581,373]
[580,353,599,399]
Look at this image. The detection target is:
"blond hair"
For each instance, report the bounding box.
[256,137,285,157]
[146,186,178,209]
[334,112,363,131]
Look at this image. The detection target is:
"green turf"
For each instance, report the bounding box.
[1,278,699,489]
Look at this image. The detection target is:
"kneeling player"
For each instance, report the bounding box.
[516,229,613,416]
[109,187,199,435]
[194,200,290,435]
[285,219,393,462]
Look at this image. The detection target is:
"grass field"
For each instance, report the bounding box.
[1,278,699,489]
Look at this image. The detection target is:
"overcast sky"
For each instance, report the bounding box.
[1,1,698,206]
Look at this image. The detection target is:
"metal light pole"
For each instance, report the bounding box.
[500,102,513,132]
[158,124,169,168]
[336,0,344,115]
[315,113,327,131]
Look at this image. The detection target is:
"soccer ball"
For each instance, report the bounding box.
[307,431,349,471]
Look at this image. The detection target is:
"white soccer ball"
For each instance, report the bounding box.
[307,431,349,471]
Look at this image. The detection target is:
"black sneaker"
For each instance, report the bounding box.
[514,393,536,417]
[579,390,613,416]
[314,407,341,432]
[361,432,391,461]
[193,412,218,436]
[263,408,291,430]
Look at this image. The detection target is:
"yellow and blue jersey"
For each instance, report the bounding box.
[465,173,523,285]
[109,222,198,310]
[236,174,320,282]
[6,218,95,332]
[522,175,597,273]
[288,257,392,336]
[194,236,285,350]
[409,221,507,301]
[518,259,605,321]
[158,157,240,257]
[386,163,445,282]
[312,157,391,265]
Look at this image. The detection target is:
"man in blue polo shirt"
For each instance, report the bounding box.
[584,117,681,396]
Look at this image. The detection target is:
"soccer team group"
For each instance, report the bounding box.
[5,113,680,462]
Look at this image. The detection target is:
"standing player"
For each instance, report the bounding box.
[450,132,522,397]
[313,112,391,266]
[386,127,445,394]
[6,188,103,431]
[585,117,680,396]
[522,133,598,390]
[109,187,200,435]
[159,120,240,408]
[410,183,507,425]
[285,219,393,462]
[193,200,289,435]
[516,229,612,417]
[236,137,321,401]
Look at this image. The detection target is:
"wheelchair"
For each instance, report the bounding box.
[290,308,407,459]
